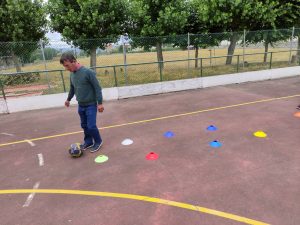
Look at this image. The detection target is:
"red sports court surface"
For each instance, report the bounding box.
[0,76,300,225]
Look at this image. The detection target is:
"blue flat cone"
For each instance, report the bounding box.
[207,125,217,131]
[210,140,222,148]
[164,131,174,138]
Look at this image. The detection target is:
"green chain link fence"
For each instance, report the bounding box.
[0,28,299,97]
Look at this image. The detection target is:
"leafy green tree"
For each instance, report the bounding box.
[251,0,300,63]
[47,0,131,68]
[274,0,300,28]
[198,0,279,64]
[245,29,291,63]
[30,47,59,62]
[244,1,299,63]
[274,0,300,61]
[43,47,59,60]
[179,0,224,68]
[130,0,188,68]
[0,0,47,72]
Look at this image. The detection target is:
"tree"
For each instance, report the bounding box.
[245,29,291,63]
[47,0,131,68]
[179,0,223,68]
[274,0,300,61]
[0,0,47,72]
[198,0,279,64]
[30,47,59,62]
[243,1,300,63]
[130,0,188,68]
[251,1,300,63]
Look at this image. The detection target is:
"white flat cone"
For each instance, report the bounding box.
[121,138,133,146]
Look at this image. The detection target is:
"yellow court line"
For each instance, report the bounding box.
[0,189,269,225]
[0,94,299,148]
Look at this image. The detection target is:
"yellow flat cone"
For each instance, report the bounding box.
[294,112,300,118]
[253,131,267,138]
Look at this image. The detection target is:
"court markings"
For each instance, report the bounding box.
[25,139,36,147]
[0,93,299,148]
[22,183,40,207]
[37,153,44,166]
[1,132,14,136]
[0,189,269,225]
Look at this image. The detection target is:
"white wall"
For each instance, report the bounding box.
[3,66,300,113]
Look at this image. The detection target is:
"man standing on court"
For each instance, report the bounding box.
[60,52,104,153]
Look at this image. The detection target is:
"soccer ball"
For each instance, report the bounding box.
[69,143,83,158]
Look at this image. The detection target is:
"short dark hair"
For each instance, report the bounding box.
[60,52,76,64]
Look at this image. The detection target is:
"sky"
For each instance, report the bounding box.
[46,31,62,41]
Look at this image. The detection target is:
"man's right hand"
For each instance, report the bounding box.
[65,100,70,107]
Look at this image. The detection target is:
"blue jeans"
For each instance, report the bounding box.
[78,104,102,145]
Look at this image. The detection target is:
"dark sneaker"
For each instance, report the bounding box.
[80,143,94,151]
[90,141,103,153]
[297,105,300,110]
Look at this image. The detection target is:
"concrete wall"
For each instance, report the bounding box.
[3,66,300,113]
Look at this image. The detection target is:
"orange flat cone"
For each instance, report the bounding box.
[294,112,300,118]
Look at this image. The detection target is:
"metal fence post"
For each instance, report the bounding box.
[200,58,203,77]
[0,79,5,99]
[237,55,240,72]
[113,66,118,87]
[243,29,246,68]
[209,49,212,66]
[159,61,163,81]
[60,70,66,92]
[0,80,9,114]
[40,40,51,92]
[289,27,295,63]
[123,43,128,85]
[269,52,273,69]
[121,34,129,85]
[187,32,190,78]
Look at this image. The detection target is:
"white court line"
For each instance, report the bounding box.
[22,182,40,207]
[37,153,44,166]
[1,133,14,136]
[25,139,36,147]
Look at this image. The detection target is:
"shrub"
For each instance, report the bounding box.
[1,72,41,86]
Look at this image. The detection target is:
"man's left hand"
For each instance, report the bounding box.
[98,104,104,113]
